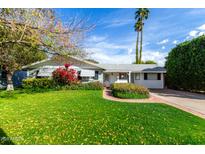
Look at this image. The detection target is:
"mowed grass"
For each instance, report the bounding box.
[0,90,205,145]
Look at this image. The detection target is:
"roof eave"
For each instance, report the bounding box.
[141,71,167,73]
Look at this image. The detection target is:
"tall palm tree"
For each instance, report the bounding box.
[135,8,150,64]
[134,19,142,64]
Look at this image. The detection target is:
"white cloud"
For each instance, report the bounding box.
[94,41,129,50]
[172,40,179,44]
[87,46,167,66]
[185,24,205,40]
[161,46,165,50]
[189,30,199,37]
[128,48,133,55]
[142,51,168,66]
[198,24,205,30]
[87,35,107,43]
[185,36,191,41]
[198,31,205,36]
[87,48,134,64]
[157,39,169,45]
[104,19,133,28]
[86,35,167,66]
[142,42,150,47]
[185,27,205,40]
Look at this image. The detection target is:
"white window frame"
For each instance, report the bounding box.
[135,73,140,80]
[147,73,158,80]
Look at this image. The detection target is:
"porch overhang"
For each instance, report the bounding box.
[104,70,166,73]
[141,71,167,73]
[103,70,131,73]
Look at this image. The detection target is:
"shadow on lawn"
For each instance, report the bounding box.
[0,128,15,145]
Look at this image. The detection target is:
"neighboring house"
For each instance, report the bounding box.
[0,69,7,89]
[0,56,166,89]
[0,69,28,89]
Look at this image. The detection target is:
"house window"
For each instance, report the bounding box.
[144,73,159,80]
[144,73,147,80]
[119,73,127,79]
[157,73,161,80]
[135,73,140,80]
[94,71,99,80]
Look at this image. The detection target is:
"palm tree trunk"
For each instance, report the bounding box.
[6,71,14,91]
[136,32,139,64]
[139,27,143,64]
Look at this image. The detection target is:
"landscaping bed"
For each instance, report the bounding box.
[111,83,149,99]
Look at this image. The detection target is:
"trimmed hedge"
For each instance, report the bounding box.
[22,78,54,89]
[22,78,103,90]
[62,81,103,90]
[111,83,149,99]
[165,35,205,92]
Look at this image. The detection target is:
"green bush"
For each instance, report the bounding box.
[22,78,103,91]
[22,78,54,89]
[111,83,149,99]
[63,81,103,90]
[165,35,205,92]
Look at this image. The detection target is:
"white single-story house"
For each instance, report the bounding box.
[0,56,166,89]
[98,64,166,89]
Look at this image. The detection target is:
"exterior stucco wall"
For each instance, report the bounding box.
[97,71,104,83]
[133,73,164,89]
[104,72,164,89]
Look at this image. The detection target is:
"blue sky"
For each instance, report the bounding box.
[56,8,205,66]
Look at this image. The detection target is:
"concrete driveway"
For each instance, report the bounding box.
[150,89,205,119]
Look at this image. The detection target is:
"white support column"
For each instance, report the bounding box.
[162,73,164,89]
[27,70,29,77]
[117,73,119,82]
[128,71,131,83]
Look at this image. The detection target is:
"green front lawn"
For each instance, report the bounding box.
[0,90,205,144]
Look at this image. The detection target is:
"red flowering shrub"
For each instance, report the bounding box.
[52,64,78,85]
[64,63,71,69]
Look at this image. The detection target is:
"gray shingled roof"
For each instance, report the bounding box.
[22,56,103,70]
[96,64,166,72]
[22,55,166,73]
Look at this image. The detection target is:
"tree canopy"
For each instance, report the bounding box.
[165,35,205,92]
[133,60,157,64]
[134,8,150,64]
[0,8,92,90]
[142,60,157,64]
